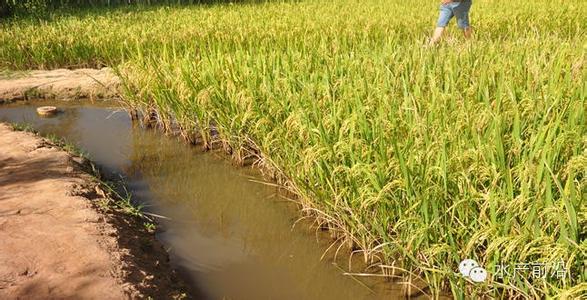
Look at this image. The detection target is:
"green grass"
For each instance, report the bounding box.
[1,1,586,298]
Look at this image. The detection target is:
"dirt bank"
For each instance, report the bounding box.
[0,123,187,299]
[0,68,119,103]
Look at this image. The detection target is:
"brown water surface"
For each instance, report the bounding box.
[0,100,412,300]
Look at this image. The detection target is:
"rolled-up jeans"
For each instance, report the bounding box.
[436,0,472,29]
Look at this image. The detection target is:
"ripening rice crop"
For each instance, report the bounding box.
[1,0,585,298]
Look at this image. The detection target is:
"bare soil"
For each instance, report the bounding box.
[0,123,188,299]
[0,68,119,103]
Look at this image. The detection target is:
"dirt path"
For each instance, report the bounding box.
[0,68,119,103]
[0,123,187,299]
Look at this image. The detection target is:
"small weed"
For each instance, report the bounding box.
[143,222,156,233]
[10,122,36,133]
[45,133,89,159]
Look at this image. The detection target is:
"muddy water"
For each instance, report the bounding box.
[0,101,409,300]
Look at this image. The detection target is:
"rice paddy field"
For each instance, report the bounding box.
[1,0,586,298]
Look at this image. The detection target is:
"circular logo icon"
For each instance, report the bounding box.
[458,259,479,277]
[469,266,488,283]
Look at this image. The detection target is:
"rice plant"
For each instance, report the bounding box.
[1,0,585,298]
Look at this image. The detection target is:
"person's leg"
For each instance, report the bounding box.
[430,4,453,45]
[454,1,473,39]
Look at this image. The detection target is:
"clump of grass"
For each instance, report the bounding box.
[10,122,36,132]
[44,132,90,159]
[93,177,155,231]
[1,1,586,298]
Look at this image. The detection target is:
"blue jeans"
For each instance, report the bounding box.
[437,1,472,29]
